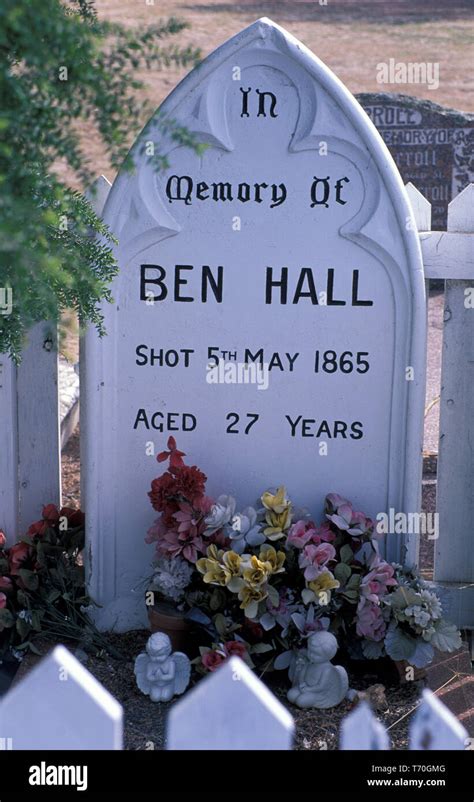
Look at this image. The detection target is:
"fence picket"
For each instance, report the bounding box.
[434,185,474,628]
[409,689,468,750]
[340,701,390,750]
[167,656,294,750]
[0,646,123,750]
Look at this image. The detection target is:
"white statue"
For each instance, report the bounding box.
[287,631,348,709]
[134,632,191,702]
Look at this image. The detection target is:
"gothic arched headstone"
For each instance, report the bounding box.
[83,19,426,629]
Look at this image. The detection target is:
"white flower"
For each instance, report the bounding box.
[152,557,193,602]
[229,506,265,554]
[204,495,236,535]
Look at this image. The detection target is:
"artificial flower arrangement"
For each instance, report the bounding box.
[146,438,461,675]
[0,505,120,660]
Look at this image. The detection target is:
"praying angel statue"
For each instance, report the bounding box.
[134,632,191,702]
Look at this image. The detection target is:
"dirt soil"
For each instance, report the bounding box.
[13,630,472,749]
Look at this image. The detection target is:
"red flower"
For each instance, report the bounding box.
[59,507,85,528]
[172,465,207,504]
[243,619,264,642]
[0,530,6,549]
[27,519,47,538]
[42,504,60,524]
[202,651,226,672]
[149,472,177,512]
[157,436,186,469]
[224,641,247,659]
[8,542,31,575]
[0,592,6,609]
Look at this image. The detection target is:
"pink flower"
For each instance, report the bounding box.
[356,600,386,641]
[325,494,373,536]
[312,522,336,544]
[299,542,336,581]
[159,527,204,564]
[360,560,397,603]
[0,592,6,609]
[202,650,226,672]
[173,503,200,537]
[0,530,6,549]
[288,521,336,550]
[224,641,247,659]
[0,576,12,590]
[287,520,316,549]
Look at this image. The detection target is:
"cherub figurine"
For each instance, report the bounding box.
[134,632,191,702]
[287,631,348,709]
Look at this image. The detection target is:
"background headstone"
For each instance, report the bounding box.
[83,18,426,629]
[358,93,474,230]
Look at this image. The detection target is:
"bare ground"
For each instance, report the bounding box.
[60,0,474,191]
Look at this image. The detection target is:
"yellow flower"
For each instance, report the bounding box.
[238,585,268,619]
[243,556,271,588]
[258,545,286,575]
[261,486,290,514]
[263,508,292,540]
[307,571,340,605]
[222,551,244,592]
[196,556,227,586]
[196,545,227,586]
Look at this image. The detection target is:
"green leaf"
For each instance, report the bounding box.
[431,619,462,653]
[342,589,359,603]
[251,642,273,654]
[214,613,227,636]
[0,608,15,629]
[384,622,416,661]
[347,574,361,590]
[18,569,39,591]
[334,563,351,584]
[340,544,354,564]
[31,610,43,632]
[16,617,31,638]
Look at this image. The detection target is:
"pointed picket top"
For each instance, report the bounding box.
[409,689,468,750]
[0,646,123,749]
[167,657,294,750]
[447,183,474,233]
[340,701,390,750]
[405,182,432,232]
[86,174,112,216]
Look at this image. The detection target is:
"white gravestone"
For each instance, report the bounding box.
[167,656,294,750]
[0,646,123,749]
[83,18,426,629]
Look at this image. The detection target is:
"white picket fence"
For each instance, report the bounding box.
[0,179,472,628]
[0,647,468,750]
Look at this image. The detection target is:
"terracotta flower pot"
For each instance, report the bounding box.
[394,659,428,684]
[147,604,192,654]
